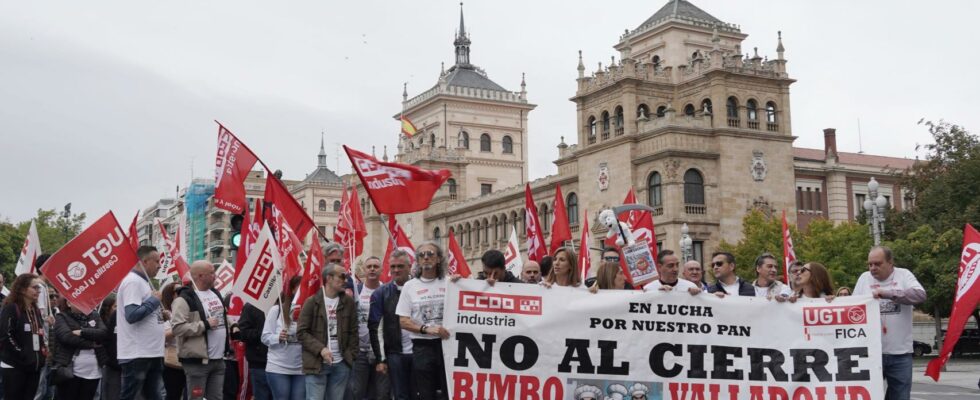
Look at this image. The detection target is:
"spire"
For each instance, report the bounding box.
[318,132,327,167]
[383,145,389,162]
[776,30,785,59]
[520,72,526,92]
[454,2,471,67]
[402,82,408,101]
[577,50,585,78]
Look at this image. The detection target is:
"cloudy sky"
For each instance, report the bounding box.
[2,0,977,223]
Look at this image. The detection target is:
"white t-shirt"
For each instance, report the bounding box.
[323,294,342,364]
[395,277,446,340]
[644,278,697,292]
[261,304,303,375]
[73,349,101,379]
[853,267,924,355]
[721,280,741,296]
[196,290,226,360]
[116,271,165,359]
[395,284,413,354]
[357,285,377,352]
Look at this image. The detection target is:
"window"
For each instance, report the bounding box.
[458,131,470,149]
[683,169,705,205]
[333,200,341,212]
[692,240,704,265]
[429,133,436,146]
[502,136,513,154]
[318,199,327,211]
[587,116,597,140]
[433,227,441,241]
[447,178,457,199]
[601,111,610,133]
[726,97,738,119]
[647,172,662,207]
[483,218,490,244]
[637,104,649,118]
[701,99,713,115]
[567,193,579,225]
[480,134,491,152]
[766,102,777,123]
[318,226,327,236]
[855,193,867,217]
[652,55,661,67]
[540,204,550,233]
[746,99,758,121]
[481,184,492,195]
[656,106,667,118]
[683,104,695,116]
[614,106,624,132]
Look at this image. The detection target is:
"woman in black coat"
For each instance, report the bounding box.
[52,301,109,400]
[0,273,48,399]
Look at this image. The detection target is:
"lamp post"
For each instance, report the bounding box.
[679,223,693,262]
[863,177,888,245]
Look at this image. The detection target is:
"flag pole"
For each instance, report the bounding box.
[378,214,399,248]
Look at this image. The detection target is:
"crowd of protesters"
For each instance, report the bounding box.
[0,237,925,400]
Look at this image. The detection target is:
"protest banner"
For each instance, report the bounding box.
[231,225,284,313]
[42,212,138,314]
[444,279,883,399]
[622,240,657,286]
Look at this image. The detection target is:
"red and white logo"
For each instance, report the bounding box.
[803,304,867,326]
[244,242,276,298]
[459,291,542,315]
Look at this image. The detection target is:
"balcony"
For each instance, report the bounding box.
[615,127,624,136]
[588,135,596,144]
[208,222,227,231]
[747,120,759,129]
[684,204,707,215]
[601,130,610,141]
[209,239,227,249]
[651,206,664,217]
[767,123,779,132]
[727,118,740,128]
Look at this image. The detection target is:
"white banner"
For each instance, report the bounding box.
[444,279,883,399]
[231,225,284,313]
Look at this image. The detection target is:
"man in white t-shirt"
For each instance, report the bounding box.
[853,246,925,400]
[643,250,701,295]
[752,253,789,299]
[351,256,389,399]
[298,262,358,400]
[397,242,450,400]
[117,245,167,400]
[172,260,228,400]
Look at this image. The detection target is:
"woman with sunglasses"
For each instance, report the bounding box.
[0,274,48,399]
[791,262,836,302]
[396,242,450,400]
[588,248,633,292]
[541,246,583,288]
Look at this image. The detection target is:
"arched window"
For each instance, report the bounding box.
[332,200,341,212]
[684,169,705,205]
[766,102,777,123]
[601,111,610,133]
[360,199,366,213]
[429,133,436,146]
[433,227,441,241]
[746,99,758,121]
[587,116,597,142]
[726,97,739,119]
[491,216,499,242]
[691,50,701,60]
[683,104,695,116]
[447,178,457,199]
[540,204,550,232]
[647,172,662,207]
[614,106,624,132]
[511,211,519,233]
[502,136,513,154]
[458,131,470,149]
[701,99,713,115]
[656,106,667,118]
[473,220,480,245]
[480,134,491,152]
[465,223,472,247]
[483,218,490,243]
[567,193,579,225]
[637,104,649,118]
[652,55,661,66]
[318,199,327,211]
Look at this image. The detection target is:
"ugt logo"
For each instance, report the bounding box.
[802,304,867,326]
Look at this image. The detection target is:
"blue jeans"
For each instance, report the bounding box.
[120,357,164,400]
[882,353,912,400]
[249,368,272,400]
[266,371,305,400]
[386,353,415,400]
[305,362,350,400]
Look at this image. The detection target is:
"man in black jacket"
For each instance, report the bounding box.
[707,252,756,297]
[478,249,523,285]
[368,250,414,400]
[232,303,270,400]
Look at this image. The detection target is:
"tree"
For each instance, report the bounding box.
[717,210,801,282]
[0,209,87,279]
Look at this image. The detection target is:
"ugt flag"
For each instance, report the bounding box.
[42,212,138,314]
[232,224,284,313]
[214,123,260,214]
[345,145,450,215]
[926,224,980,380]
[14,220,42,276]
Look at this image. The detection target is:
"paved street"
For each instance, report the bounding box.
[910,358,979,399]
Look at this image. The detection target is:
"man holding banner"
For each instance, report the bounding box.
[396,242,450,400]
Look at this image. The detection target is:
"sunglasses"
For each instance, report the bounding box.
[792,267,810,275]
[418,251,436,259]
[712,261,726,267]
[603,256,620,262]
[332,273,349,280]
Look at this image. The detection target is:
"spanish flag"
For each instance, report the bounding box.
[400,115,418,138]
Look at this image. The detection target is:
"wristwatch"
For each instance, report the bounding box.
[420,324,427,334]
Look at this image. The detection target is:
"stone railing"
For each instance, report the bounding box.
[403,82,528,109]
[637,113,714,132]
[684,204,707,215]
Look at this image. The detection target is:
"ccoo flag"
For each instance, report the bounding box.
[232,224,284,313]
[14,220,42,276]
[926,224,980,380]
[345,145,451,215]
[214,123,260,214]
[524,184,546,262]
[505,226,524,277]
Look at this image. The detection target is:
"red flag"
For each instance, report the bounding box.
[231,225,284,313]
[270,208,304,284]
[447,228,471,278]
[235,199,264,275]
[127,211,139,251]
[334,185,367,263]
[782,210,797,284]
[926,224,980,380]
[549,184,572,253]
[344,145,451,215]
[264,173,315,240]
[233,340,251,400]
[156,219,190,284]
[295,234,323,311]
[524,184,547,262]
[604,189,659,273]
[578,209,592,282]
[214,124,260,214]
[43,212,138,314]
[381,215,416,283]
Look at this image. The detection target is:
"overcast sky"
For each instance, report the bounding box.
[2,0,978,224]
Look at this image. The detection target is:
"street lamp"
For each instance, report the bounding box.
[679,223,693,262]
[863,177,888,245]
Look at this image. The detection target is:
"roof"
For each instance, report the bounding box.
[303,166,342,184]
[793,147,917,170]
[638,0,724,29]
[442,66,507,91]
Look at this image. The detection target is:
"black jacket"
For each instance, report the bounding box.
[707,277,756,296]
[52,310,109,368]
[480,270,524,284]
[232,303,267,369]
[103,312,120,369]
[0,303,46,371]
[368,281,404,362]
